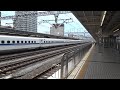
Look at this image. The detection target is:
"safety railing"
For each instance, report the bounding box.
[60,43,92,79]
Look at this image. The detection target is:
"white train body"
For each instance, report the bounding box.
[0,35,40,51]
[0,35,87,52]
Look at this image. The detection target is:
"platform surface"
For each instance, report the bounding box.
[77,45,120,79]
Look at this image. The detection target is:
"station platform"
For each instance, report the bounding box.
[69,44,120,79]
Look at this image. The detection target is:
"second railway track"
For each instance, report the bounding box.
[0,44,82,62]
[0,43,91,79]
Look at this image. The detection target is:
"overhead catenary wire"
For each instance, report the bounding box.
[64,13,90,36]
[0,11,71,20]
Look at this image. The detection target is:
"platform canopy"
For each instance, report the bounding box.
[72,11,120,41]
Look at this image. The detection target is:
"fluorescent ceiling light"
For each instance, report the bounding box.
[100,11,107,26]
[113,29,119,32]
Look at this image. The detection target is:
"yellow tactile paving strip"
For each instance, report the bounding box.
[67,44,95,79]
[75,45,95,79]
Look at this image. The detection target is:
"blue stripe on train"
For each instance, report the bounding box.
[0,43,60,46]
[0,43,40,45]
[0,42,67,46]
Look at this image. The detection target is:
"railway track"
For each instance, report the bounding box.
[0,52,64,78]
[0,43,88,79]
[0,43,92,79]
[33,64,61,79]
[0,43,82,62]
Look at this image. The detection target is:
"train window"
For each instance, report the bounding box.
[1,40,5,44]
[28,41,30,43]
[34,41,36,43]
[31,41,33,43]
[17,41,19,43]
[7,41,10,44]
[21,41,23,43]
[12,41,15,43]
[25,41,27,43]
[44,41,45,43]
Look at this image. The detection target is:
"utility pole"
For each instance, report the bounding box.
[38,18,73,36]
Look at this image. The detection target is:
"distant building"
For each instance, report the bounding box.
[68,33,81,39]
[50,24,64,36]
[68,33,74,38]
[13,11,37,32]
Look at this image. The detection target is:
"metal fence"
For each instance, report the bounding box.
[60,43,92,79]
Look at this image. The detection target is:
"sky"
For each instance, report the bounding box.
[1,11,92,37]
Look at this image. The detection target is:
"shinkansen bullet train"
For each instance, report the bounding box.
[0,35,88,53]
